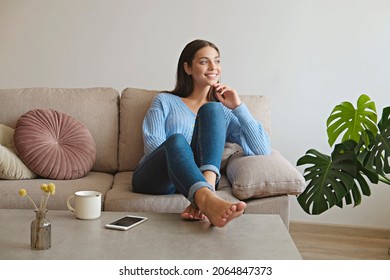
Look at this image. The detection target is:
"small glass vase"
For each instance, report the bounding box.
[30,209,51,250]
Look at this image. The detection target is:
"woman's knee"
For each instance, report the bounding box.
[197,102,226,132]
[199,102,223,114]
[166,133,188,148]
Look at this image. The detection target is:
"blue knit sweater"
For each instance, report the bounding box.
[142,93,271,157]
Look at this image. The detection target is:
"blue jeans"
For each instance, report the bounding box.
[132,102,226,205]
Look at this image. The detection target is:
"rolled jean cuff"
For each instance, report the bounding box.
[199,164,221,184]
[188,182,213,206]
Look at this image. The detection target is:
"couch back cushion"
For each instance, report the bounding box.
[0,88,119,173]
[119,87,271,172]
[119,88,158,171]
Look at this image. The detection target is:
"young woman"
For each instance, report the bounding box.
[132,39,271,227]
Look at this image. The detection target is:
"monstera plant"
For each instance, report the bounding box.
[297,94,390,215]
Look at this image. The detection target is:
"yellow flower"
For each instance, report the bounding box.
[47,183,56,195]
[41,184,49,193]
[18,183,56,211]
[18,188,38,210]
[19,188,27,197]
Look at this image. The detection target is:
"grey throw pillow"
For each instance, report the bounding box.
[226,149,305,200]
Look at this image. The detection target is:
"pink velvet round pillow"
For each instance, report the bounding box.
[14,109,96,180]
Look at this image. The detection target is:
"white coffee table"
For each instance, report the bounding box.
[0,209,301,259]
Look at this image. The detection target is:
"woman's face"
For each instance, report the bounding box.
[185,46,221,88]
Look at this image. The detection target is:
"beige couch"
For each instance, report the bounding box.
[0,87,305,227]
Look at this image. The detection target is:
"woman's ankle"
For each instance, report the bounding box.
[194,187,213,209]
[203,170,217,189]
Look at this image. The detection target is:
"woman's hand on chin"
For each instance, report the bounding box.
[213,83,241,109]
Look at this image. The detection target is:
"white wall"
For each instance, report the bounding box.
[1,0,389,228]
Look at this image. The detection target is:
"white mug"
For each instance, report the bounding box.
[67,191,102,220]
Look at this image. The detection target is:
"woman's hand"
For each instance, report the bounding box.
[213,83,242,110]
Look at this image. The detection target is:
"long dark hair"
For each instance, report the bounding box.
[166,39,220,100]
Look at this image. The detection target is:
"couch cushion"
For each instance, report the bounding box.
[105,172,189,212]
[227,149,305,200]
[0,171,114,210]
[239,95,271,136]
[0,88,119,173]
[14,109,96,180]
[0,124,36,179]
[118,88,271,172]
[104,172,239,212]
[119,88,158,171]
[0,124,14,150]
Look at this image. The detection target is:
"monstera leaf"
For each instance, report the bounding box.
[326,94,377,147]
[335,140,374,208]
[297,142,357,215]
[358,106,390,183]
[297,140,374,215]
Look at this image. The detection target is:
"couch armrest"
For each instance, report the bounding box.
[226,149,305,200]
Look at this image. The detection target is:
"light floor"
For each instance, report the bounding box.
[289,221,390,260]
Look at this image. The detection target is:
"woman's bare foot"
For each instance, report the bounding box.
[181,204,206,221]
[194,187,247,227]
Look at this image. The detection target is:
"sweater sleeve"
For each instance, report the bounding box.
[225,103,271,156]
[142,95,167,156]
